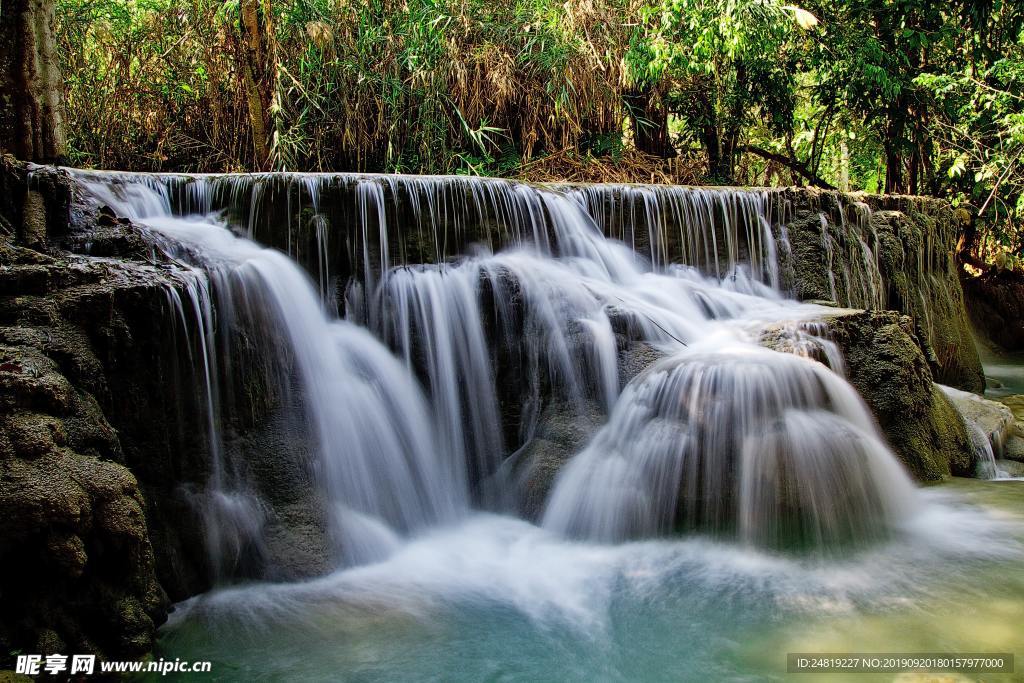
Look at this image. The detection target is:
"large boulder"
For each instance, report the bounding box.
[992,395,1024,463]
[775,310,976,481]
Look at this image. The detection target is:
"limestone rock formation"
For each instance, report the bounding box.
[0,160,172,664]
[814,310,976,480]
[776,189,983,392]
[938,385,1015,456]
[0,157,995,665]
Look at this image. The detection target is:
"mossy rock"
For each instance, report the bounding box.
[819,310,975,480]
[778,189,983,393]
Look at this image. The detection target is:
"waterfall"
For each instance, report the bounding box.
[541,345,916,548]
[76,174,467,570]
[70,168,925,574]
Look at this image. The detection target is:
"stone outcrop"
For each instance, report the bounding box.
[812,310,976,480]
[776,190,983,392]
[938,385,1015,457]
[0,160,177,664]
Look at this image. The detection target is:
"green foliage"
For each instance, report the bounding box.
[918,43,1024,250]
[50,0,1024,261]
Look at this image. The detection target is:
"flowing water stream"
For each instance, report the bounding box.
[69,170,1024,681]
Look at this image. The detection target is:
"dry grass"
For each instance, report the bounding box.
[56,0,655,177]
[515,148,705,184]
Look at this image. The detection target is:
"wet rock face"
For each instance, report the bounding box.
[939,386,1014,456]
[0,174,172,662]
[777,190,984,393]
[817,310,975,480]
[511,398,605,521]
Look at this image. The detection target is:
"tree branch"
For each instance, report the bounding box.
[738,145,837,190]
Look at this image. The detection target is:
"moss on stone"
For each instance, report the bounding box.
[778,189,984,392]
[820,310,975,480]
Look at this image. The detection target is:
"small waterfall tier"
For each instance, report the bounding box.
[67,168,927,575]
[543,344,916,549]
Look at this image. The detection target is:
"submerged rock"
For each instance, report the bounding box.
[938,385,1014,456]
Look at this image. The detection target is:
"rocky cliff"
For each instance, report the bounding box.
[772,190,983,392]
[0,159,211,666]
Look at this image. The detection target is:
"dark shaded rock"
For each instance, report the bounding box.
[816,310,975,480]
[511,399,605,521]
[963,268,1024,351]
[261,501,332,581]
[0,157,183,667]
[619,341,667,387]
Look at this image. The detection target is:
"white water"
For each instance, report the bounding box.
[157,492,1024,681]
[65,170,1024,681]
[79,176,467,571]
[72,170,924,563]
[543,346,916,547]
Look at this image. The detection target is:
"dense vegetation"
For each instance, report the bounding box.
[42,0,1024,259]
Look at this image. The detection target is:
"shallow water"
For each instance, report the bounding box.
[979,342,1024,399]
[152,480,1024,682]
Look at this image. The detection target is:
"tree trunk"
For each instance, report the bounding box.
[839,135,851,191]
[883,106,907,194]
[713,61,747,184]
[0,0,66,163]
[703,123,723,181]
[237,0,273,170]
[625,87,675,158]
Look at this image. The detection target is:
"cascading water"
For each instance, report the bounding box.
[542,344,916,548]
[78,175,467,569]
[64,169,1024,681]
[72,168,920,558]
